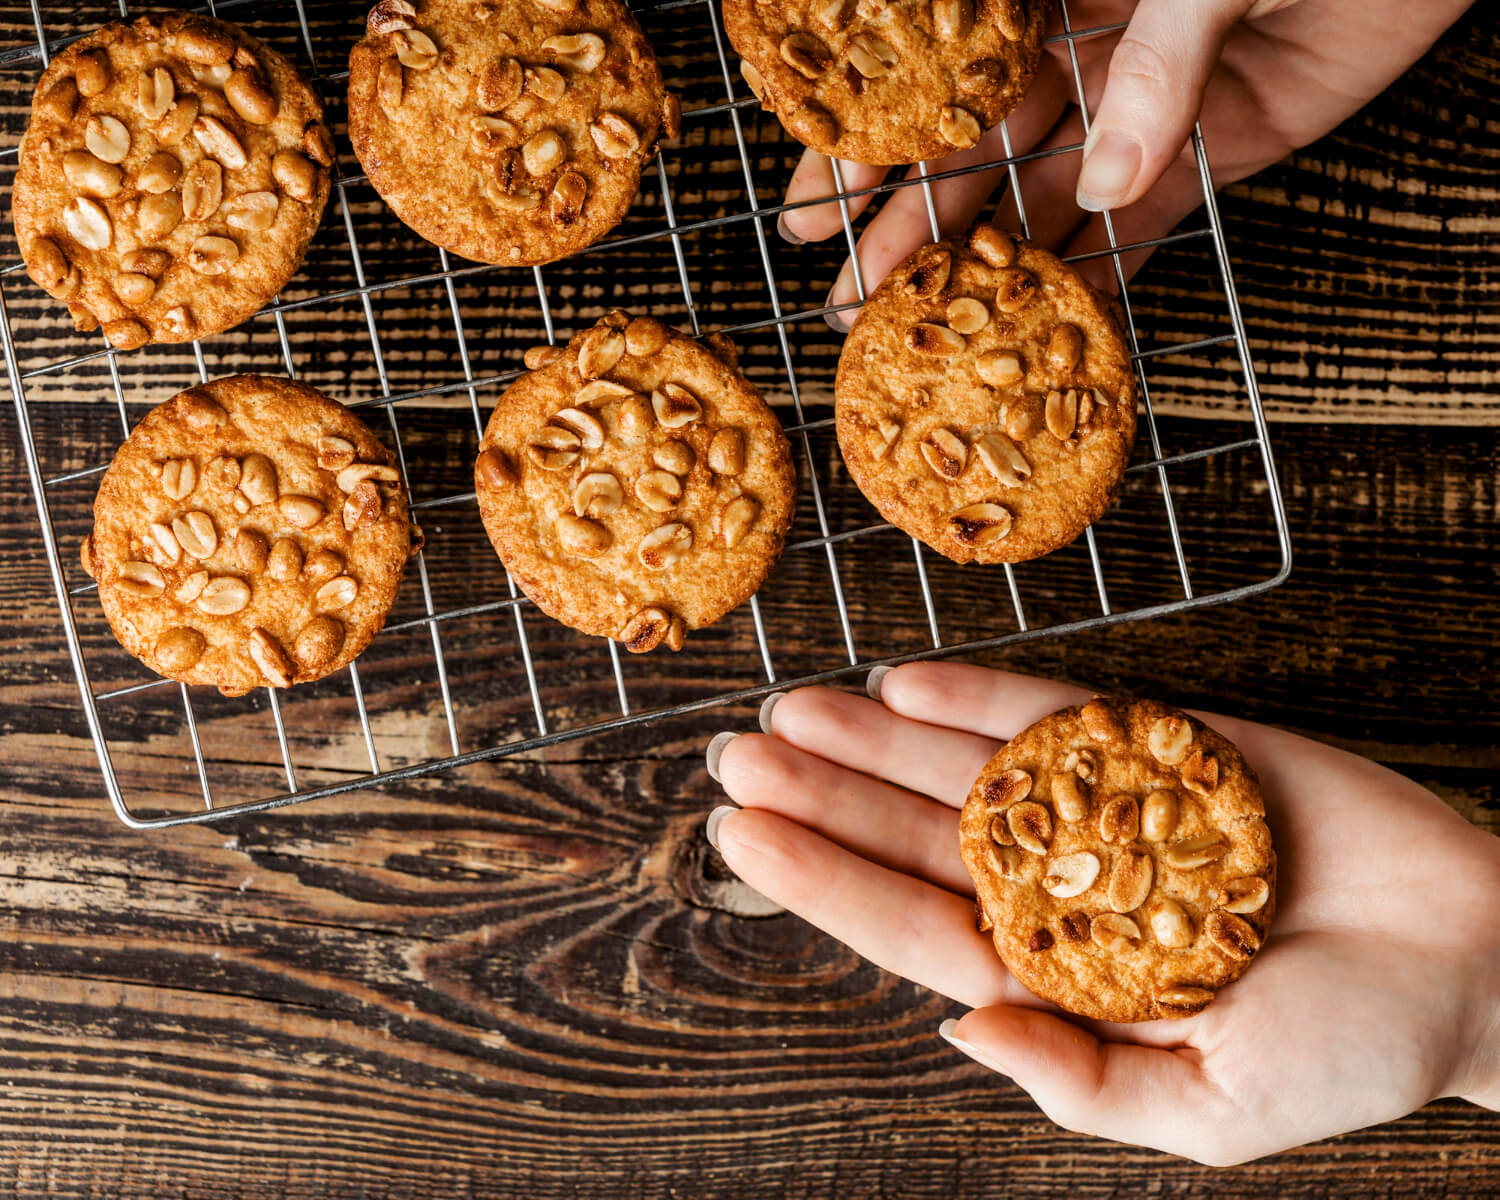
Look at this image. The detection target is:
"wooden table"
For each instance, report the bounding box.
[1,4,1497,1195]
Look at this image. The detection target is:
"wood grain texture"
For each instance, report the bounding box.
[1,1,1498,1196]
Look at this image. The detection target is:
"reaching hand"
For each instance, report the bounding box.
[777,0,1474,309]
[705,663,1500,1164]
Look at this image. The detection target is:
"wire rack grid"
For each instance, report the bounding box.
[3,0,1291,828]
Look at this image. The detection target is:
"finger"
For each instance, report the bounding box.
[1055,153,1207,291]
[870,663,1092,743]
[779,151,887,244]
[870,663,1316,813]
[821,139,1006,330]
[1076,0,1252,212]
[759,685,999,808]
[944,1004,1242,1164]
[714,807,1025,1008]
[715,731,972,894]
[987,109,1090,256]
[825,59,1074,326]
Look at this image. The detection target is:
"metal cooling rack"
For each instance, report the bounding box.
[3,0,1291,827]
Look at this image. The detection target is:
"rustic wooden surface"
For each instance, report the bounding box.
[1,2,1498,1196]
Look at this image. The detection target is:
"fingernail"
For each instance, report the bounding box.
[865,664,892,702]
[1076,128,1141,212]
[938,1019,1007,1075]
[705,731,739,784]
[758,691,785,735]
[705,804,736,850]
[824,261,857,333]
[776,213,806,245]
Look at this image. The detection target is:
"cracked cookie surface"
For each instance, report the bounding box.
[724,0,1051,165]
[835,226,1137,563]
[959,697,1277,1023]
[13,11,332,350]
[347,0,676,266]
[87,375,411,697]
[474,313,796,652]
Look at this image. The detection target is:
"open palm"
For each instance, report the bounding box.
[709,663,1500,1163]
[781,0,1474,302]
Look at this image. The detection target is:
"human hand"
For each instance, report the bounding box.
[704,663,1500,1164]
[778,0,1474,315]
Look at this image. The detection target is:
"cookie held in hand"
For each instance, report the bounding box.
[474,313,796,652]
[958,697,1276,1022]
[836,225,1137,563]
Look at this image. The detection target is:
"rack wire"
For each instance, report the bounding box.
[2,0,1291,827]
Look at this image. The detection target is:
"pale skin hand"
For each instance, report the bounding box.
[778,0,1475,314]
[707,663,1500,1165]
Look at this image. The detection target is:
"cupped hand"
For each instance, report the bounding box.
[778,0,1473,312]
[706,663,1500,1164]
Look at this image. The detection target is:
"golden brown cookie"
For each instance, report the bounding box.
[959,697,1277,1023]
[474,313,796,651]
[88,375,411,697]
[835,226,1137,563]
[13,11,333,350]
[724,0,1051,165]
[346,0,678,266]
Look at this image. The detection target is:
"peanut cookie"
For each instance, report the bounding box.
[959,698,1277,1023]
[835,226,1137,563]
[88,375,411,697]
[13,11,333,351]
[346,0,678,266]
[475,313,796,651]
[724,0,1051,165]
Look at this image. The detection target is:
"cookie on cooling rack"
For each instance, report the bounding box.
[724,0,1051,165]
[474,313,796,652]
[86,375,411,697]
[12,11,333,351]
[959,697,1276,1023]
[346,0,679,266]
[835,224,1137,564]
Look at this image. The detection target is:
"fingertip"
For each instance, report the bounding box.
[939,1013,1013,1078]
[1076,126,1144,213]
[824,259,861,332]
[950,1004,1102,1098]
[705,730,739,784]
[781,152,884,244]
[758,690,786,735]
[711,727,764,793]
[705,803,737,851]
[710,804,799,880]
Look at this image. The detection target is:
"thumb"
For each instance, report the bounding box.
[1075,0,1252,212]
[940,1005,1243,1164]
